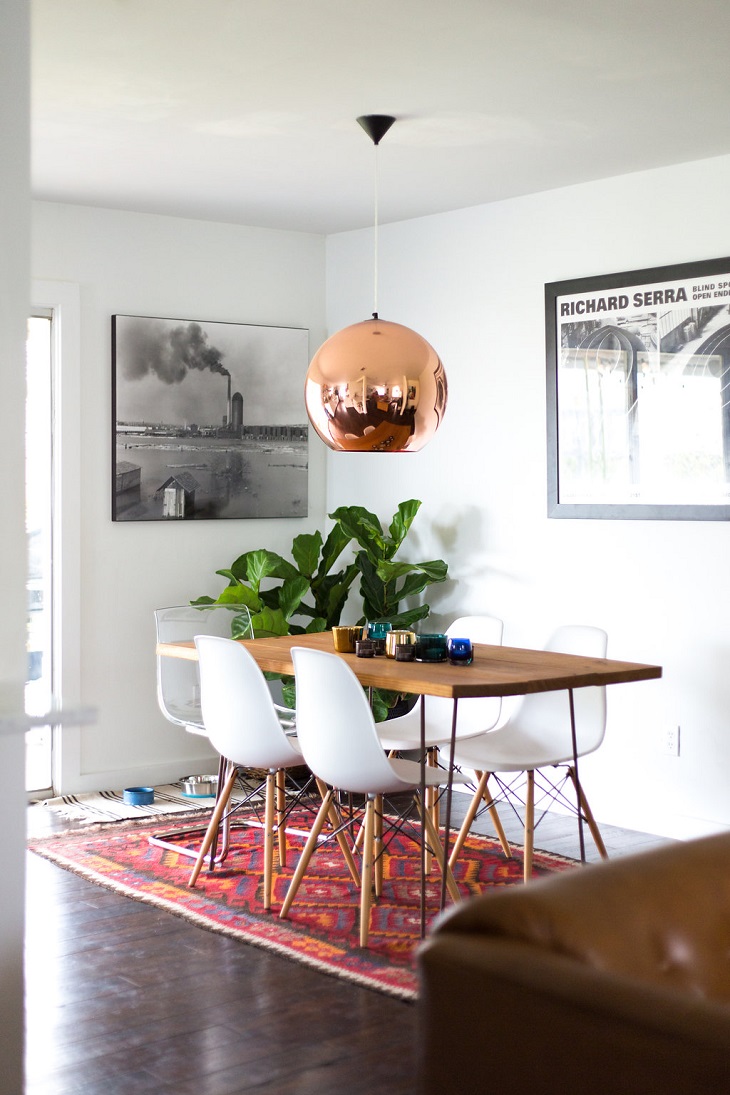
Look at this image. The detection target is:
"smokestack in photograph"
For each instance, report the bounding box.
[226,374,232,427]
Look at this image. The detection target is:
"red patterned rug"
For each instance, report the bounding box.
[29,808,576,1000]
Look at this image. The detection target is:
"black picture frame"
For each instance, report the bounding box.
[546,256,730,520]
[112,314,309,521]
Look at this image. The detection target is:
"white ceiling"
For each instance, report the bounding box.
[32,0,730,235]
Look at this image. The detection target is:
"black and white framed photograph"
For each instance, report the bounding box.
[112,314,309,521]
[546,256,730,520]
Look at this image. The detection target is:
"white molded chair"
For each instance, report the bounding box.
[377,614,505,753]
[280,646,467,947]
[188,636,311,909]
[377,615,507,859]
[449,624,609,883]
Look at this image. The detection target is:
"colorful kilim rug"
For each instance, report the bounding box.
[29,808,577,1000]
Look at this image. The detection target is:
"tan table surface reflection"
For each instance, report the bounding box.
[157,629,662,697]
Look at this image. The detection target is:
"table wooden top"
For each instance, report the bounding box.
[157,630,662,699]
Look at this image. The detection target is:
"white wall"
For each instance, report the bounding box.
[325,154,730,842]
[0,0,29,1088]
[32,202,328,792]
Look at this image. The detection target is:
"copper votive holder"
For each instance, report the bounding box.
[332,625,363,653]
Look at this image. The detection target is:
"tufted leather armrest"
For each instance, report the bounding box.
[417,832,730,1095]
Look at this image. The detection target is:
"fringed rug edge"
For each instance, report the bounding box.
[28,838,418,1003]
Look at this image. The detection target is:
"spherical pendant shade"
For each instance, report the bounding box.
[304,317,447,453]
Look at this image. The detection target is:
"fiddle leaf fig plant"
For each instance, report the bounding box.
[190,498,448,719]
[191,528,358,637]
[329,499,448,629]
[329,499,448,720]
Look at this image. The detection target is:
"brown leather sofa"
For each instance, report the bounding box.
[418,832,730,1094]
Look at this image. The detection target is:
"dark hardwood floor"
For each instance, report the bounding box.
[25,798,672,1095]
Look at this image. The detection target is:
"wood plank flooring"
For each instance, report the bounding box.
[25,799,672,1095]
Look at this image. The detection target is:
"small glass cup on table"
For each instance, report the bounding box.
[446,637,474,666]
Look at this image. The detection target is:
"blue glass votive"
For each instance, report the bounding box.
[366,620,393,641]
[447,637,474,666]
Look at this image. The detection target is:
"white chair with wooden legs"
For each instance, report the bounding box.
[280,646,467,948]
[188,636,359,910]
[448,625,609,883]
[376,614,508,860]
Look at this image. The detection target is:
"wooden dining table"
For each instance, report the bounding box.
[158,629,662,931]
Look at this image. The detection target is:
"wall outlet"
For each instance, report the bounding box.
[660,725,681,756]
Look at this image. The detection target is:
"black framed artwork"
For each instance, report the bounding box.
[112,314,309,521]
[546,257,730,520]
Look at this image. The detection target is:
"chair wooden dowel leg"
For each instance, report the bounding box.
[568,766,609,859]
[208,753,231,869]
[449,771,490,870]
[425,749,438,874]
[275,767,287,868]
[315,777,361,886]
[188,767,239,888]
[523,770,535,882]
[359,799,375,948]
[263,771,275,910]
[420,798,461,905]
[484,775,511,859]
[279,792,332,919]
[374,794,383,898]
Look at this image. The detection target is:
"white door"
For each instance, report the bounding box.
[25,313,53,792]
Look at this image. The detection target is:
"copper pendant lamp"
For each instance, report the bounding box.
[304,115,447,453]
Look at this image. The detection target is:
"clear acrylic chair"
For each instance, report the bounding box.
[449,624,609,883]
[151,604,254,862]
[280,646,467,947]
[155,603,294,734]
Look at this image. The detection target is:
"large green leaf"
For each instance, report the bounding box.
[227,553,252,581]
[230,613,253,639]
[356,551,389,619]
[281,677,296,709]
[215,583,261,610]
[388,499,422,550]
[330,505,388,561]
[246,549,298,594]
[277,574,311,621]
[376,559,448,603]
[376,558,448,584]
[291,531,323,578]
[389,604,431,629]
[258,587,282,610]
[318,524,354,577]
[250,606,289,637]
[314,563,359,627]
[395,573,442,601]
[370,689,391,723]
[214,568,239,584]
[305,616,327,633]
